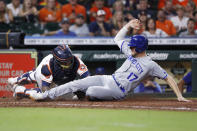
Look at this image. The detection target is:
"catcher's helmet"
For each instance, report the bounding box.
[128,35,148,53]
[52,45,74,69]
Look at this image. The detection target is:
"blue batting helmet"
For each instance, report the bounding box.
[128,35,148,53]
[52,45,74,69]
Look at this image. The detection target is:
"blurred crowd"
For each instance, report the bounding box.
[0,0,197,37]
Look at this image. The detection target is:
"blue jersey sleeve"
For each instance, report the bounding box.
[41,65,51,77]
[153,82,162,93]
[41,65,52,87]
[42,81,50,87]
[183,72,192,85]
[134,83,145,93]
[80,71,90,78]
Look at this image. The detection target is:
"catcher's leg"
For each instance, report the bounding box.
[12,85,27,99]
[12,85,41,99]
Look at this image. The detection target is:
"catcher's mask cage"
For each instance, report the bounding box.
[128,35,148,53]
[52,45,74,69]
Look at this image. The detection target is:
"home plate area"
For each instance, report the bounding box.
[0,97,197,111]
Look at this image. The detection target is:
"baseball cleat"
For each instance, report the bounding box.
[29,91,45,101]
[72,95,79,100]
[12,85,27,99]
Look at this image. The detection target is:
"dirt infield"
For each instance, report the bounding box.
[0,97,197,111]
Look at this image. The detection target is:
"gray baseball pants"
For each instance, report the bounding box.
[43,75,125,100]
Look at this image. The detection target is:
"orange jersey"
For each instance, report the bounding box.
[39,0,61,9]
[158,0,197,9]
[173,0,197,7]
[39,8,62,22]
[61,4,86,23]
[90,6,112,22]
[156,20,176,36]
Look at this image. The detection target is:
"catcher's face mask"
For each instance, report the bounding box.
[58,58,74,69]
[60,61,73,69]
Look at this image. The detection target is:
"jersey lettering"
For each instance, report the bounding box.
[128,56,144,74]
[127,72,138,82]
[136,63,143,74]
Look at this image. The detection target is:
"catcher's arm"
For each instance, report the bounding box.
[165,75,191,102]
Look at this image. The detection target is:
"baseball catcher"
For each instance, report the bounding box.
[8,45,89,100]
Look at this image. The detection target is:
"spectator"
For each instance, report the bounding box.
[174,0,197,7]
[89,10,111,37]
[77,0,92,11]
[38,0,62,23]
[124,0,137,11]
[7,0,22,17]
[0,0,13,23]
[116,0,135,22]
[32,0,42,10]
[158,0,184,9]
[112,0,125,14]
[131,0,155,19]
[32,0,38,7]
[138,11,148,33]
[69,14,89,37]
[179,18,197,37]
[193,11,197,30]
[38,0,61,9]
[184,1,196,18]
[178,71,192,93]
[163,0,176,20]
[122,0,136,22]
[134,77,163,93]
[158,0,197,9]
[19,0,38,23]
[111,11,126,36]
[156,10,176,36]
[61,0,86,24]
[170,5,189,33]
[95,67,105,75]
[89,0,112,23]
[107,0,116,7]
[158,0,165,9]
[143,18,168,37]
[43,18,76,37]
